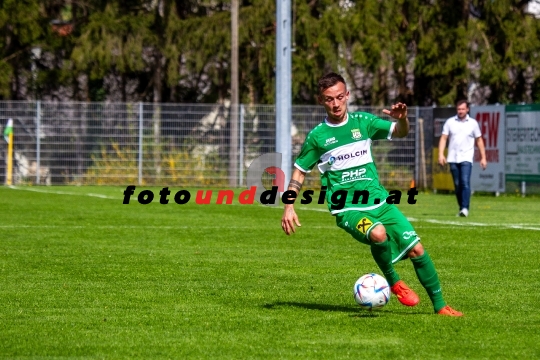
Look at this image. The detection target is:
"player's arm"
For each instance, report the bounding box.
[281,168,306,235]
[438,134,448,166]
[475,136,487,170]
[383,102,409,138]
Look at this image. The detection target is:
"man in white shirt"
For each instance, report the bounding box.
[438,100,487,217]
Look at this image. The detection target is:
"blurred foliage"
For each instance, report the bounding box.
[83,143,140,185]
[83,142,229,186]
[0,0,539,105]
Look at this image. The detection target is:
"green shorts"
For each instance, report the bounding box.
[335,203,420,263]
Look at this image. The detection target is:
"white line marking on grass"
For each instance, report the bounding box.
[7,186,334,211]
[248,204,329,212]
[0,225,181,229]
[509,224,540,226]
[8,186,120,200]
[4,187,327,209]
[0,224,337,230]
[270,206,540,231]
[7,187,539,232]
[298,207,328,212]
[407,217,540,231]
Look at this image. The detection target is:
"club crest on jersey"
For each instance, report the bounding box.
[356,217,373,234]
[351,128,362,140]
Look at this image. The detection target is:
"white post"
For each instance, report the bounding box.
[230,0,239,187]
[276,0,292,186]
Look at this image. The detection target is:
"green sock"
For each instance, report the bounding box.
[370,240,400,286]
[411,251,446,312]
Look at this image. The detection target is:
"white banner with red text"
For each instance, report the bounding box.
[469,105,506,193]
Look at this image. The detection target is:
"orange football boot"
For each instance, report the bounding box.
[390,280,420,307]
[437,305,463,317]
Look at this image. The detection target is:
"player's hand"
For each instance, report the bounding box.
[480,158,487,170]
[438,155,447,166]
[281,205,301,235]
[382,102,408,121]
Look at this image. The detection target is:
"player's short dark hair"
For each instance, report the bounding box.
[318,72,346,94]
[456,99,469,108]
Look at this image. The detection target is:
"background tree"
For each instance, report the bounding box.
[1,0,540,106]
[413,0,470,105]
[0,0,47,99]
[468,0,540,104]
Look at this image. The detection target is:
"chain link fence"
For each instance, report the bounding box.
[0,101,424,189]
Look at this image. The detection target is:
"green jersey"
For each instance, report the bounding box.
[294,112,395,214]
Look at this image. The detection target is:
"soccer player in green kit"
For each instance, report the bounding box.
[281,72,462,316]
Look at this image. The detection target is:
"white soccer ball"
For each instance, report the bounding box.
[353,273,391,309]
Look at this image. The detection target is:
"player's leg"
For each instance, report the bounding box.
[382,205,461,314]
[367,224,401,286]
[459,161,472,216]
[369,224,420,307]
[407,244,445,311]
[335,211,401,287]
[407,244,463,316]
[335,209,419,307]
[375,205,426,307]
[449,162,462,213]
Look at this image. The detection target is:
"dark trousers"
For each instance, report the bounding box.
[449,162,472,210]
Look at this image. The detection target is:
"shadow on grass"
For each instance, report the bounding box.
[262,301,426,317]
[263,301,359,313]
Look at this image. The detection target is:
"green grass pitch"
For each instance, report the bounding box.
[1,186,539,359]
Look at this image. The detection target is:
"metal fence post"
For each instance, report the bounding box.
[239,104,244,186]
[414,106,419,188]
[138,102,143,185]
[36,101,41,185]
